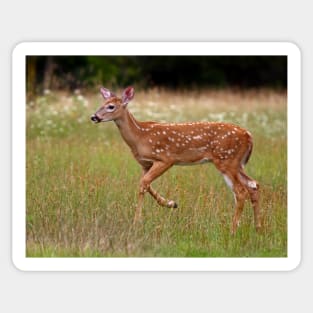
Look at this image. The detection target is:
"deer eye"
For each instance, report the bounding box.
[106,104,116,112]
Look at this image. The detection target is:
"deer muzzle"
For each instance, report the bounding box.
[90,114,101,123]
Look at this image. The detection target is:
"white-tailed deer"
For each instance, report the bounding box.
[91,87,261,234]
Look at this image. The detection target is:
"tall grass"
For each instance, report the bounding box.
[26,89,287,257]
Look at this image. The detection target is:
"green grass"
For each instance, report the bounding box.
[26,89,287,257]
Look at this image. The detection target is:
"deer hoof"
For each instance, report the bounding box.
[256,224,262,233]
[167,200,178,208]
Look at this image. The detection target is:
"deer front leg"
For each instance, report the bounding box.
[148,185,178,208]
[134,161,174,223]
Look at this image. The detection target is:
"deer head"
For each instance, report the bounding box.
[90,86,135,123]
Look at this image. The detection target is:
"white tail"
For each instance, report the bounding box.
[91,87,261,234]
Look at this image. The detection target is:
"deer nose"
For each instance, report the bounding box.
[90,114,100,123]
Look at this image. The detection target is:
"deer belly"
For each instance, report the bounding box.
[175,151,212,165]
[176,157,212,166]
[171,146,213,166]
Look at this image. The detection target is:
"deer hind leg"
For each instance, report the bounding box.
[221,171,249,234]
[134,161,174,223]
[238,169,261,231]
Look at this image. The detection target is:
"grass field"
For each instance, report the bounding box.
[26,88,287,257]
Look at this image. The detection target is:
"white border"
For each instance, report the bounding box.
[12,42,301,271]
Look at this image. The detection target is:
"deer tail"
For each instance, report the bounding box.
[241,132,253,167]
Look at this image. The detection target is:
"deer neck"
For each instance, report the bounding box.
[114,109,142,151]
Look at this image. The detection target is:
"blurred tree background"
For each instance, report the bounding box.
[26,55,287,98]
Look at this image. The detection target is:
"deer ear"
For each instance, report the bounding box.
[121,86,135,106]
[100,87,115,99]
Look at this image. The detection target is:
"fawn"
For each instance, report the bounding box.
[91,87,261,234]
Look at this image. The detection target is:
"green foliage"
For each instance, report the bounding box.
[27,56,287,95]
